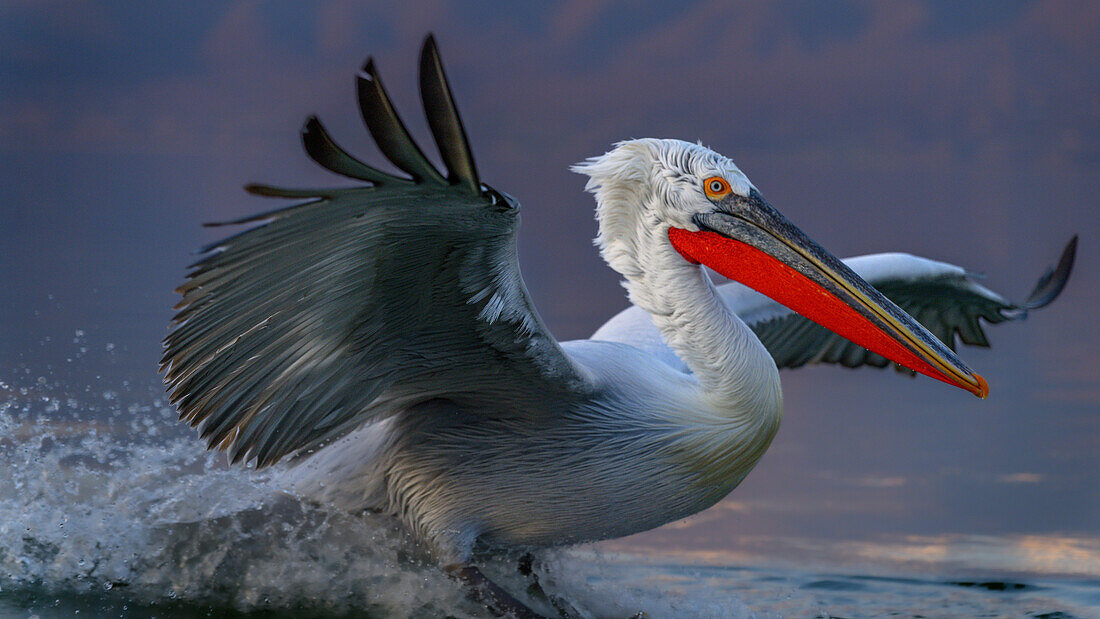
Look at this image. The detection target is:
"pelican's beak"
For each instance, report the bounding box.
[669,189,988,398]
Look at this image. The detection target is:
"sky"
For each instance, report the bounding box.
[1,1,1097,558]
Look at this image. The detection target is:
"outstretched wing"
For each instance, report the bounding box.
[744,240,1075,371]
[592,239,1076,375]
[163,36,587,468]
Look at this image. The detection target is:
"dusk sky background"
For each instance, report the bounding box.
[2,1,1097,562]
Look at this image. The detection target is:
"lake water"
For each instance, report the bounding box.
[2,375,1097,618]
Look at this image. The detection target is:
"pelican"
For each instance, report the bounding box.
[162,36,1076,616]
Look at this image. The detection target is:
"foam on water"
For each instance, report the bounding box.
[2,345,1095,618]
[0,369,755,618]
[0,406,469,615]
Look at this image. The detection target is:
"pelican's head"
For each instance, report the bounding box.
[574,138,989,398]
[572,139,752,274]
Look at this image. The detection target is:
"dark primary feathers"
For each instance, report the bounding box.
[162,36,583,468]
[743,238,1077,372]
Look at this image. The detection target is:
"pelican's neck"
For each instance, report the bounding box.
[578,139,781,495]
[624,228,782,416]
[579,138,781,418]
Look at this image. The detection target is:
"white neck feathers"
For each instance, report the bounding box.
[573,140,782,416]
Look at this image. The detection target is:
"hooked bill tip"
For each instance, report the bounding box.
[972,373,989,399]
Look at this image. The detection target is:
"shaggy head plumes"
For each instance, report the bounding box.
[571,139,755,282]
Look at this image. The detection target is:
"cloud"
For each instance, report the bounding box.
[853,476,908,488]
[997,472,1046,484]
[603,533,1100,578]
[6,2,1097,160]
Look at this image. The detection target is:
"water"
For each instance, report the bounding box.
[2,369,1098,618]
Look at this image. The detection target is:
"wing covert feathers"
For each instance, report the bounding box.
[163,36,578,468]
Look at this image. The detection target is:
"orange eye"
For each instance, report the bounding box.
[703,176,731,200]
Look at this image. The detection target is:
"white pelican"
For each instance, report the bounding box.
[162,36,1076,617]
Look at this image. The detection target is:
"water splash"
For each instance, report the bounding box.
[5,353,1090,618]
[0,373,486,617]
[0,367,754,618]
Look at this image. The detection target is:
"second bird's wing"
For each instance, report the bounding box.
[741,244,1075,371]
[163,37,588,468]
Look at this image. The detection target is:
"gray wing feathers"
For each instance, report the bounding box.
[419,34,480,195]
[748,238,1077,372]
[1020,235,1077,312]
[163,37,582,467]
[357,59,446,184]
[301,116,408,186]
